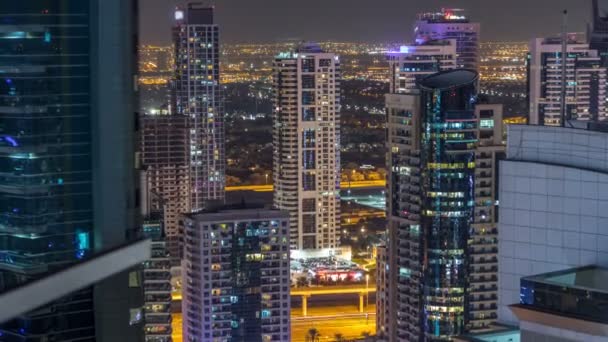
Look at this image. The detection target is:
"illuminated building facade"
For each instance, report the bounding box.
[0,1,142,340]
[272,43,341,250]
[387,40,457,94]
[173,3,225,211]
[141,186,173,342]
[182,207,291,342]
[140,110,190,263]
[528,35,607,126]
[414,9,480,70]
[467,102,504,332]
[380,69,504,341]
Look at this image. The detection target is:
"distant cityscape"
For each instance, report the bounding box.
[139,41,527,88]
[3,1,608,342]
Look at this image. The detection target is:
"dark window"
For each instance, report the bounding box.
[302,172,316,190]
[319,59,331,67]
[302,199,316,212]
[301,58,315,72]
[303,236,316,249]
[302,91,315,105]
[302,107,315,121]
[302,129,315,148]
[302,215,316,233]
[302,151,315,169]
[302,75,315,88]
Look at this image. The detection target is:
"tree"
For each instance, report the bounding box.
[307,328,320,342]
[225,175,242,186]
[345,162,359,170]
[296,276,308,288]
[334,333,346,342]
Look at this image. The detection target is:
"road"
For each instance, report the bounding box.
[291,285,376,296]
[171,305,376,342]
[174,285,376,301]
[225,180,385,192]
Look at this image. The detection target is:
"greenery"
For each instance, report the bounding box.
[306,328,321,342]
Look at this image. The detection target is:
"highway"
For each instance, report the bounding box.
[171,305,376,342]
[291,308,376,342]
[225,179,385,192]
[291,285,376,296]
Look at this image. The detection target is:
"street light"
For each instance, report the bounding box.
[265,173,269,185]
[365,274,370,308]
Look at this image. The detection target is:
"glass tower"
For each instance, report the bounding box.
[382,70,491,341]
[418,70,478,340]
[0,1,141,340]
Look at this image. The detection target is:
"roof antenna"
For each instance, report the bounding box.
[560,9,568,127]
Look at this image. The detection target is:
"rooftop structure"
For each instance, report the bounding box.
[417,8,470,23]
[512,265,608,341]
[415,8,480,69]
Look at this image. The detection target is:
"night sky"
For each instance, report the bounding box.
[140,0,595,44]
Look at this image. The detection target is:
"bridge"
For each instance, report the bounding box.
[172,285,376,317]
[225,180,385,192]
[290,285,376,317]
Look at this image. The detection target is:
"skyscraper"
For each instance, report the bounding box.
[414,9,480,70]
[273,43,341,251]
[528,35,608,126]
[182,206,291,342]
[387,39,457,94]
[141,174,173,341]
[380,69,504,341]
[0,1,142,340]
[140,109,190,263]
[589,0,608,65]
[173,3,225,212]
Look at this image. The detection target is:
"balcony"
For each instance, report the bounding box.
[470,285,498,293]
[469,247,498,255]
[469,294,497,303]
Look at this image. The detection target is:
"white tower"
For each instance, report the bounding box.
[273,43,341,251]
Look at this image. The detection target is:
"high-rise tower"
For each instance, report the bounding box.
[182,206,291,342]
[414,9,480,70]
[273,43,341,250]
[379,69,505,341]
[589,0,608,65]
[387,39,457,94]
[173,3,225,211]
[140,109,190,263]
[528,35,607,126]
[0,1,142,340]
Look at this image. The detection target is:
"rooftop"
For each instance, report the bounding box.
[295,42,324,53]
[183,202,289,222]
[523,265,608,293]
[519,265,608,325]
[418,69,478,91]
[454,326,520,342]
[417,8,470,23]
